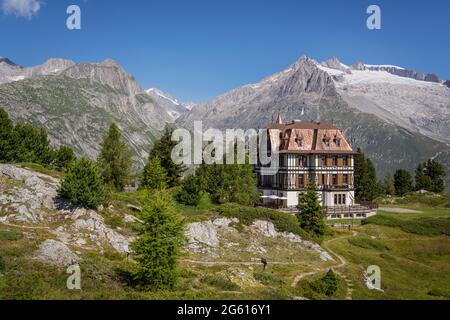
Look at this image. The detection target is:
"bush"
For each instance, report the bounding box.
[300,270,340,300]
[253,272,283,286]
[203,274,240,291]
[428,289,450,298]
[58,158,105,209]
[53,145,75,171]
[176,175,203,206]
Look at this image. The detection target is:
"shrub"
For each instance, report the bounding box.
[176,175,203,206]
[300,270,340,300]
[0,256,5,273]
[203,274,240,291]
[53,145,75,171]
[253,272,283,286]
[428,289,450,298]
[58,158,105,209]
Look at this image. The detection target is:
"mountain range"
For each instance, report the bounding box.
[0,55,449,188]
[0,57,173,165]
[178,56,450,187]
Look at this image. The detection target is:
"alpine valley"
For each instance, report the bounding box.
[1,55,449,187]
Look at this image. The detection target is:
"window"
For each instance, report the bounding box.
[298,175,304,187]
[296,138,303,147]
[343,195,346,205]
[343,174,348,185]
[321,156,326,167]
[343,156,348,166]
[333,156,338,166]
[335,138,341,147]
[332,174,338,185]
[334,195,338,205]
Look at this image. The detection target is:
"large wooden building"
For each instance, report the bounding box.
[256,117,377,220]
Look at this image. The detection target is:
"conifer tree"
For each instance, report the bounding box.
[131,190,185,291]
[0,107,13,162]
[394,169,413,196]
[11,123,53,165]
[58,158,105,209]
[415,162,431,191]
[384,173,395,195]
[53,145,76,171]
[297,182,326,237]
[148,126,186,187]
[176,174,203,206]
[140,156,167,190]
[425,159,446,193]
[98,123,132,191]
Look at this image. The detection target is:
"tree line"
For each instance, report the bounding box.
[355,148,446,201]
[0,108,75,170]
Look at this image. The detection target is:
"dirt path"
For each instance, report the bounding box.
[0,222,50,230]
[290,231,358,300]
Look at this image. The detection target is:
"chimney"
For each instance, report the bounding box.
[276,114,283,125]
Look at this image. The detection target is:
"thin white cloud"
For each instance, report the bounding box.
[1,0,41,19]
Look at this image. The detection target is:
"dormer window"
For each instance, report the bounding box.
[296,137,303,147]
[323,135,331,147]
[334,136,341,147]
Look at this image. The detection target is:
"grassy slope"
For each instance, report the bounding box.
[1,169,450,300]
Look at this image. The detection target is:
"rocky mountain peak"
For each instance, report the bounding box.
[321,57,350,73]
[351,61,367,71]
[0,57,21,68]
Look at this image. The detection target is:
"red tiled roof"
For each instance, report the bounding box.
[267,120,354,153]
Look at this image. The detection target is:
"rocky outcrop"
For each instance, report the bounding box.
[0,165,133,254]
[33,240,80,267]
[247,220,334,261]
[0,165,59,223]
[185,217,334,262]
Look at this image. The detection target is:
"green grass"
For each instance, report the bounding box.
[363,214,450,236]
[253,272,284,286]
[17,163,64,179]
[0,231,23,241]
[347,237,389,252]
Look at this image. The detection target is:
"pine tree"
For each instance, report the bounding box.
[98,123,132,191]
[176,174,203,206]
[394,169,413,196]
[0,107,13,162]
[297,182,326,237]
[415,162,431,191]
[148,126,186,187]
[10,123,53,165]
[131,190,185,291]
[53,145,76,171]
[384,173,395,195]
[140,156,167,190]
[354,149,380,202]
[425,159,446,193]
[58,158,105,209]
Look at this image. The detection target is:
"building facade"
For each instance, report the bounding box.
[256,117,377,219]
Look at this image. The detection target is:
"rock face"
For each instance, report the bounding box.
[34,240,80,267]
[0,164,133,254]
[178,55,450,187]
[146,88,193,120]
[0,165,59,223]
[247,220,334,261]
[185,217,334,262]
[0,58,172,164]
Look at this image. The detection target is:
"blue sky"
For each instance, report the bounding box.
[1,0,449,102]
